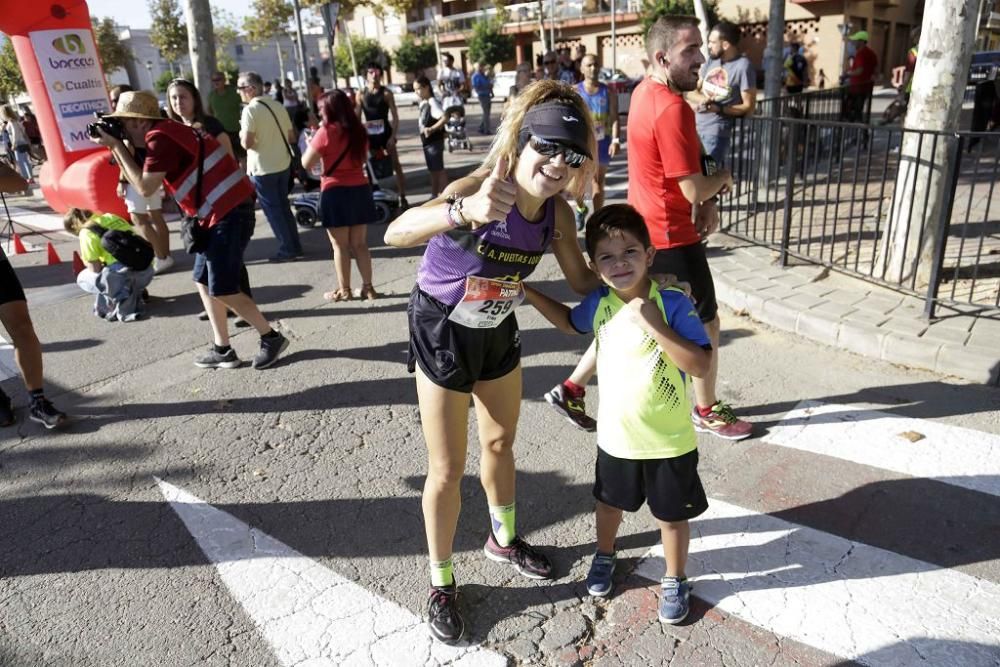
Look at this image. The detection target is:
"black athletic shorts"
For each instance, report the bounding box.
[0,254,26,306]
[593,448,708,522]
[406,286,521,393]
[650,242,718,323]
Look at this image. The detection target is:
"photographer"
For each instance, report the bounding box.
[90,91,290,370]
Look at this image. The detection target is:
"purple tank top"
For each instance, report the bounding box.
[416,198,557,305]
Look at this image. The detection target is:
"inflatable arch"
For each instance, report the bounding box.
[4,0,127,216]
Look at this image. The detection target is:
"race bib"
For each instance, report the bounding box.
[448,276,524,329]
[366,120,385,135]
[594,123,606,142]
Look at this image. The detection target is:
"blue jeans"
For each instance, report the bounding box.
[77,263,154,322]
[477,95,492,133]
[700,133,730,169]
[251,168,302,258]
[14,146,32,182]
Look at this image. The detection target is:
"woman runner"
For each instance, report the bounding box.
[384,80,602,644]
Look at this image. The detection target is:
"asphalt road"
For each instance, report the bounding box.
[1,102,998,666]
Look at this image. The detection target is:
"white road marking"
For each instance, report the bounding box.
[635,497,1000,666]
[6,207,66,233]
[156,478,506,667]
[763,400,1000,497]
[0,335,16,383]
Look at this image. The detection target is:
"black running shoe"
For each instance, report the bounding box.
[483,533,553,579]
[544,384,597,432]
[0,390,14,427]
[253,332,289,370]
[29,398,67,430]
[427,583,464,644]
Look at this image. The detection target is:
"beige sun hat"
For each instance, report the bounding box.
[105,91,162,120]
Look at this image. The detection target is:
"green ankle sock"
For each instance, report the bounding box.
[489,503,516,547]
[430,558,454,587]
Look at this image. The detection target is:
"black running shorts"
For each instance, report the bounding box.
[650,242,718,323]
[0,254,26,306]
[406,286,521,393]
[593,448,708,523]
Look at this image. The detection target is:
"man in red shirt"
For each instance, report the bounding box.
[543,15,753,440]
[628,15,750,439]
[844,30,877,125]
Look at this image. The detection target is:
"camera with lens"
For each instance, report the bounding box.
[86,113,126,141]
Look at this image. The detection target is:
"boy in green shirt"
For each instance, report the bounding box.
[524,204,712,623]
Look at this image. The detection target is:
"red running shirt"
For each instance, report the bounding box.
[308,123,369,190]
[849,46,878,93]
[626,78,702,249]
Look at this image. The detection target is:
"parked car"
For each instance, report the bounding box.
[491,71,517,102]
[387,83,420,107]
[600,67,642,93]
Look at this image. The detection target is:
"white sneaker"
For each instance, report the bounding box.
[153,255,175,274]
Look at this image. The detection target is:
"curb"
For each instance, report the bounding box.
[709,243,1000,386]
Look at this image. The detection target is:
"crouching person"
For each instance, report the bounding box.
[64,208,154,322]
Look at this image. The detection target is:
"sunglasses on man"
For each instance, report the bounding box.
[529,136,587,168]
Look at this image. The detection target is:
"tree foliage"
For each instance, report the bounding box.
[243,0,293,44]
[148,0,188,67]
[639,0,719,35]
[334,36,389,85]
[212,7,241,75]
[0,38,25,100]
[393,35,436,75]
[92,17,134,76]
[467,18,514,67]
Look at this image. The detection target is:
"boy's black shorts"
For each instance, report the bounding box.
[406,286,521,394]
[651,242,718,323]
[594,448,708,522]
[0,258,26,306]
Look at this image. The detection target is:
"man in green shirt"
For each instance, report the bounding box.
[207,71,244,158]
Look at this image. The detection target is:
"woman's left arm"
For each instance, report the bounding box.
[550,198,600,295]
[215,131,234,158]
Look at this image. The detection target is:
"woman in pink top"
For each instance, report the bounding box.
[301,90,379,301]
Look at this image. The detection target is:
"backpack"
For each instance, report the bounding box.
[86,223,154,271]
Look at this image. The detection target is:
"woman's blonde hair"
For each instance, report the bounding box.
[482,80,596,200]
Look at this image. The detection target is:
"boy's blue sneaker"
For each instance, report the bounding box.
[585,551,616,597]
[659,576,690,624]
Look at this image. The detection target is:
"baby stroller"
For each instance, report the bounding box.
[443,94,472,153]
[291,160,399,228]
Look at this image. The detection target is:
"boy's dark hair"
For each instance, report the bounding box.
[584,204,652,260]
[415,75,431,88]
[712,20,741,48]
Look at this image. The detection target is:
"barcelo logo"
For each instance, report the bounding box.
[52,34,85,56]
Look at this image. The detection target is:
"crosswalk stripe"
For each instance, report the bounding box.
[634,497,1000,666]
[763,400,1000,497]
[0,335,15,383]
[156,478,506,667]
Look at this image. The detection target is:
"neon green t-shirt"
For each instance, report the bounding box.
[80,213,135,266]
[570,281,710,460]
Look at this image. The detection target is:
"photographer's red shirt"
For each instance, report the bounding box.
[626,78,702,249]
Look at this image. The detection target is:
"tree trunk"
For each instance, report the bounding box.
[879,0,978,287]
[183,0,216,97]
[291,0,309,86]
[763,0,785,102]
[692,0,709,61]
[276,39,286,82]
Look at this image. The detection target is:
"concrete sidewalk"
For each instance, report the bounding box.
[707,234,1000,386]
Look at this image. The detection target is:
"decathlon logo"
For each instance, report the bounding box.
[52,35,85,56]
[59,99,108,118]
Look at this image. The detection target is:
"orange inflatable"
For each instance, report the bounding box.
[4,0,127,216]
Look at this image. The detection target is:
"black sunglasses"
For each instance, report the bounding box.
[529,136,587,168]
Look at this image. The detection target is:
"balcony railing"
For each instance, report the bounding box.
[406,0,641,39]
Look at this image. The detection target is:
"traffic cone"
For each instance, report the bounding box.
[46,242,61,265]
[12,234,26,254]
[72,251,85,275]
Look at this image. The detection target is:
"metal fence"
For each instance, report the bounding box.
[718,115,1000,317]
[756,86,873,124]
